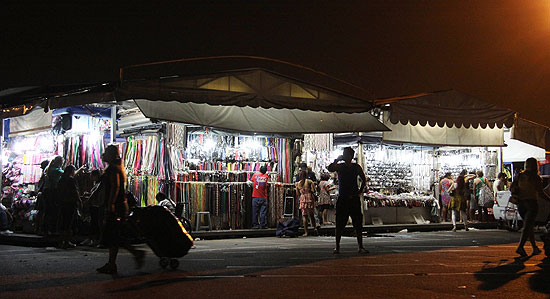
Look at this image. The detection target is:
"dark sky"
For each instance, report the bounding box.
[2,1,550,125]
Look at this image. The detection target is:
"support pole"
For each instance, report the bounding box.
[110,106,116,144]
[0,119,3,194]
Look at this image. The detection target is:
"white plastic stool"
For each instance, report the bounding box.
[195,211,212,231]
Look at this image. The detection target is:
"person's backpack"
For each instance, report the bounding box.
[276,218,300,237]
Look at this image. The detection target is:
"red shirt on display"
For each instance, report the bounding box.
[251,173,269,199]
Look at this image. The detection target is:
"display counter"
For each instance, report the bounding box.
[363,192,435,225]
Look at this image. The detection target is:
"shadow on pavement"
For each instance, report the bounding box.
[475,254,550,294]
[529,257,550,294]
[474,256,529,291]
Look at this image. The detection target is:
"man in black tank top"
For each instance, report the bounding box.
[327,147,369,254]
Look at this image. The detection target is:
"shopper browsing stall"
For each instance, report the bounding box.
[317,173,336,225]
[439,173,453,222]
[249,165,269,229]
[295,169,317,236]
[43,156,64,235]
[327,147,369,254]
[473,170,492,222]
[35,160,49,235]
[83,170,103,247]
[0,201,13,235]
[57,165,82,249]
[448,170,469,232]
[493,172,508,193]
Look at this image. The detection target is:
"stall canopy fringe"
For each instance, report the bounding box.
[511,117,550,151]
[377,89,515,129]
[117,56,388,134]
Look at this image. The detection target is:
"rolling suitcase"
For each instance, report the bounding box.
[130,206,194,269]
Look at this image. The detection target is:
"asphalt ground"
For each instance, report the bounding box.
[1,229,549,298]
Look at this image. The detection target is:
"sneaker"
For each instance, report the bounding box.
[358,247,369,254]
[333,248,340,254]
[0,230,13,235]
[96,263,117,274]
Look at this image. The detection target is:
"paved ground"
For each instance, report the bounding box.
[1,229,549,298]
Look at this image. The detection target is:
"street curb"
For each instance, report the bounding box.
[0,223,498,247]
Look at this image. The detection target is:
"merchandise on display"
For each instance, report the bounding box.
[304,134,333,152]
[363,144,433,193]
[59,134,104,170]
[436,148,498,180]
[3,134,55,184]
[171,181,295,229]
[365,191,435,208]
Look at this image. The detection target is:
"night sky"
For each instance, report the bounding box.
[2,1,550,126]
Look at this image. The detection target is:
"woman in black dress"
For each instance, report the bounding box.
[96,145,144,274]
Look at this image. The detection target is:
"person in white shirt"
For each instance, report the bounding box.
[156,192,176,214]
[493,172,508,194]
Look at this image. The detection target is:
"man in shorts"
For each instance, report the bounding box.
[327,147,369,254]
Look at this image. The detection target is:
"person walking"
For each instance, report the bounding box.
[512,157,549,257]
[57,165,81,249]
[96,145,144,274]
[295,169,317,236]
[327,147,369,254]
[249,165,269,229]
[448,170,469,232]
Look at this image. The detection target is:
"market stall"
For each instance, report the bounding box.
[112,57,389,229]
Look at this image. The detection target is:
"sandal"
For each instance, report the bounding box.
[516,248,528,257]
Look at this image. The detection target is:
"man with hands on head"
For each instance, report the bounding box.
[327,147,369,254]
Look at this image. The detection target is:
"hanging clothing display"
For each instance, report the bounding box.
[304,133,333,152]
[127,175,163,207]
[59,134,104,170]
[173,182,250,230]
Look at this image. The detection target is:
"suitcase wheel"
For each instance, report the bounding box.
[170,259,180,269]
[159,257,170,269]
